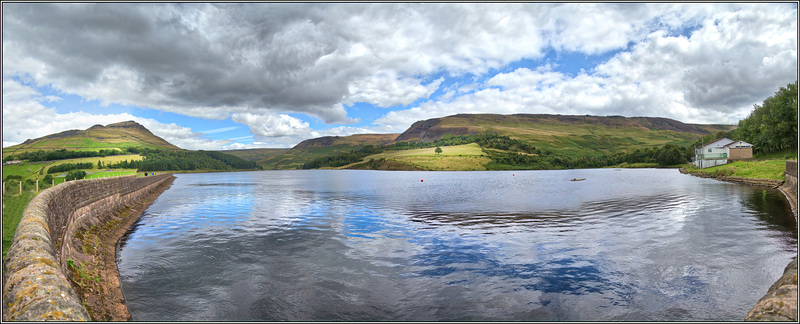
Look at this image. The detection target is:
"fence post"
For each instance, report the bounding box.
[19,181,22,194]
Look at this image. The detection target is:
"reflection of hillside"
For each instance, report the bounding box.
[405,193,692,231]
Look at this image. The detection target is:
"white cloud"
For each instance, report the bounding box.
[3,3,797,149]
[1,78,232,150]
[375,3,797,131]
[201,126,239,134]
[231,111,312,137]
[347,71,443,108]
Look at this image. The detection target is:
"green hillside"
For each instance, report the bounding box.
[2,121,180,158]
[258,133,398,169]
[265,113,734,170]
[395,114,734,158]
[217,148,290,162]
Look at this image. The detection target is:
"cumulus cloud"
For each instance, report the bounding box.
[1,78,231,150]
[2,3,797,149]
[375,3,797,131]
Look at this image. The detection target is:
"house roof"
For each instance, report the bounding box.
[724,140,753,148]
[699,137,753,149]
[701,138,735,149]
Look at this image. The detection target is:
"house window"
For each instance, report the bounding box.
[708,149,712,153]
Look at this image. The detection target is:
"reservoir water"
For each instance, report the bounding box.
[116,169,796,321]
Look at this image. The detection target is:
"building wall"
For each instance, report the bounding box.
[728,147,753,160]
[2,174,174,321]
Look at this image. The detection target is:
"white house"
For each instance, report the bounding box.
[693,138,753,168]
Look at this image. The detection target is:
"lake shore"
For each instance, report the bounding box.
[72,175,175,321]
[680,164,797,321]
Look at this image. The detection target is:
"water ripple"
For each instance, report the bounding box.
[118,169,797,321]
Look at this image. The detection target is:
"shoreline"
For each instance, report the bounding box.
[70,175,175,321]
[81,167,793,321]
[680,166,798,321]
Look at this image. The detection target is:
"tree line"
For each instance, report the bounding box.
[3,148,129,163]
[104,148,258,171]
[302,134,539,169]
[47,162,95,174]
[485,143,688,169]
[734,80,797,154]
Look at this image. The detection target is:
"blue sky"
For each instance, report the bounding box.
[3,3,797,150]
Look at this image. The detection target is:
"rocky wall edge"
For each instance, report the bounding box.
[2,174,173,321]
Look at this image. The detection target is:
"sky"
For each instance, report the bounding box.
[2,3,798,150]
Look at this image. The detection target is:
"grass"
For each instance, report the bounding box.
[259,145,368,169]
[43,154,142,174]
[349,143,492,171]
[2,191,36,261]
[84,170,138,179]
[754,148,798,160]
[1,162,48,180]
[684,159,788,180]
[2,157,143,262]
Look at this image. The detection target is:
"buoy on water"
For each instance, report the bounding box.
[421,179,423,182]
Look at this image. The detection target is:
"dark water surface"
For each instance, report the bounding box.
[117,169,796,321]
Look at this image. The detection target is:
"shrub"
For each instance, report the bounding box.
[4,175,22,181]
[65,170,87,181]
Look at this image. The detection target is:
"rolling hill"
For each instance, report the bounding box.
[217,148,290,162]
[2,121,180,158]
[258,133,399,170]
[259,113,736,170]
[392,114,734,158]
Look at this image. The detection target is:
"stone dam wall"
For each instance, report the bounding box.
[2,174,174,321]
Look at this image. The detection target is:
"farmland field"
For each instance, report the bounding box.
[345,143,492,171]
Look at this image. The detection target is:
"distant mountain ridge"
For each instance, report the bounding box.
[4,121,180,157]
[258,133,399,169]
[294,133,399,149]
[258,113,736,169]
[394,114,733,142]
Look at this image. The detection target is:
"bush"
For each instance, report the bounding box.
[4,175,22,182]
[65,170,87,181]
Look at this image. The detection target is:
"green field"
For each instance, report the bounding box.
[43,154,142,175]
[343,143,492,171]
[2,191,36,261]
[2,155,146,263]
[684,159,788,180]
[84,170,139,179]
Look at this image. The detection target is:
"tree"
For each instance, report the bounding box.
[435,147,443,155]
[736,80,798,153]
[65,170,86,181]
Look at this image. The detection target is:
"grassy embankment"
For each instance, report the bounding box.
[682,150,797,180]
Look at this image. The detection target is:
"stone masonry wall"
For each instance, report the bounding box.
[781,160,798,217]
[2,174,174,321]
